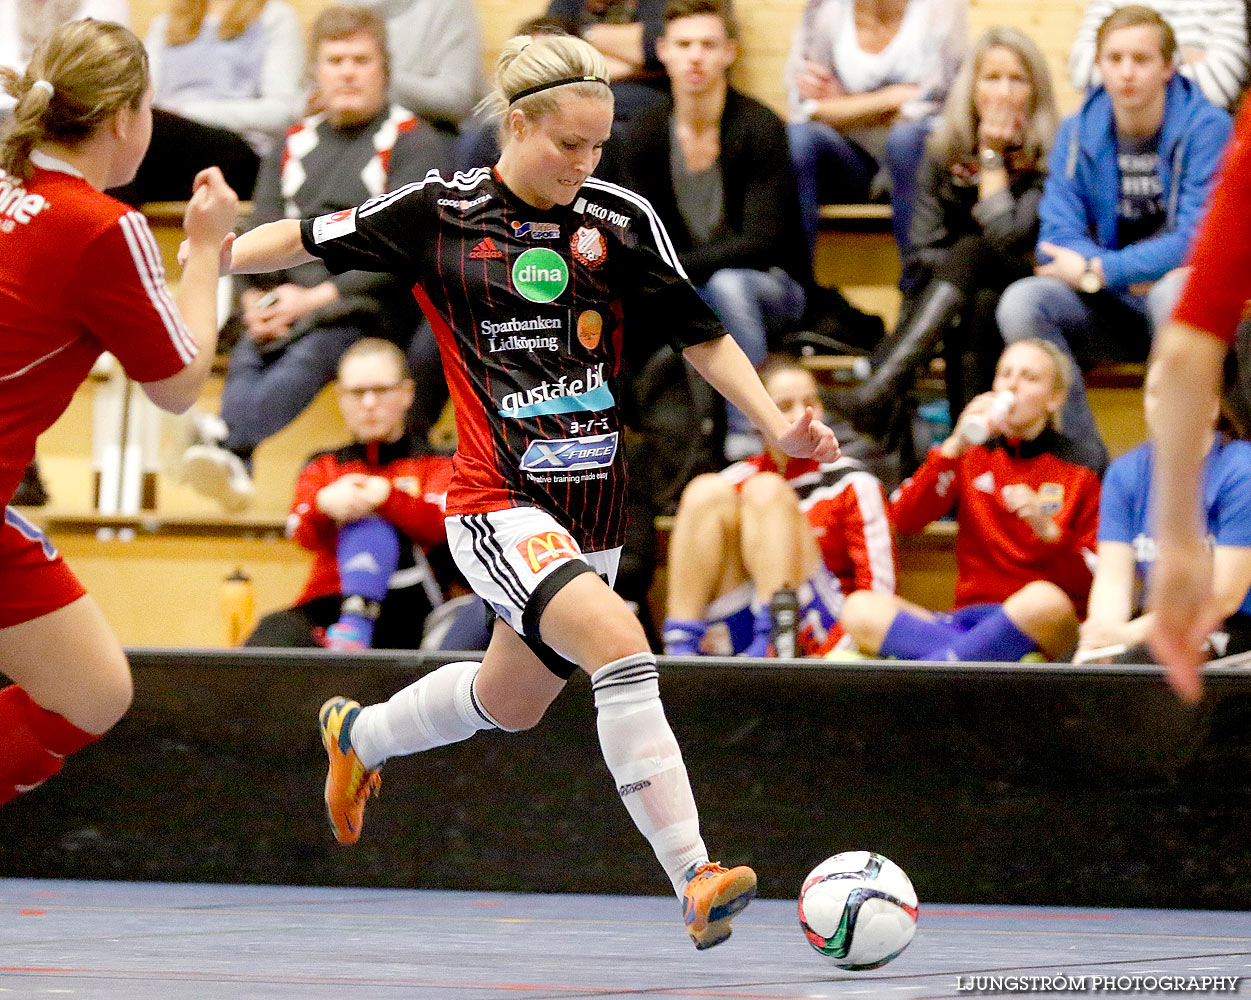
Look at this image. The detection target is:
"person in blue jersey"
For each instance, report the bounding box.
[207,31,840,951]
[1076,362,1251,664]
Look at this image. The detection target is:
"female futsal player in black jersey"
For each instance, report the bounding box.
[218,31,839,951]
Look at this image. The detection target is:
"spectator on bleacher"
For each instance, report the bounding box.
[107,0,306,205]
[146,0,303,156]
[181,4,452,512]
[544,0,670,123]
[996,5,1232,475]
[360,0,482,128]
[784,0,968,264]
[0,0,130,116]
[246,338,490,651]
[840,339,1101,663]
[662,356,895,658]
[832,26,1059,439]
[1075,361,1251,665]
[1071,0,1249,111]
[616,0,810,459]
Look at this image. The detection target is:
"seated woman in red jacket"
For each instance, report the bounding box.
[840,338,1101,662]
[245,337,473,650]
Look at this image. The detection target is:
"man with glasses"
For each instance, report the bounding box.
[181,4,452,512]
[244,338,483,651]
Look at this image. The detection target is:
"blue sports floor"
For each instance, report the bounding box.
[1,880,1249,998]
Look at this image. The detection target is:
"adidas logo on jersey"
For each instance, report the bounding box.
[469,237,504,259]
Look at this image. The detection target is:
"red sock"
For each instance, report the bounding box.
[0,685,99,806]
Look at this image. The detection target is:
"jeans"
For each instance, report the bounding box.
[698,266,807,435]
[787,116,933,258]
[221,324,364,455]
[995,270,1187,467]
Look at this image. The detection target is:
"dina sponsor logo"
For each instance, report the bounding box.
[498,364,614,419]
[511,220,561,239]
[520,433,619,473]
[480,317,563,352]
[512,247,569,303]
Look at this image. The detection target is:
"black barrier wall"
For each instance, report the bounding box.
[5,650,1251,909]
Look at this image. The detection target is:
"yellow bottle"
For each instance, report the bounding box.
[220,567,255,647]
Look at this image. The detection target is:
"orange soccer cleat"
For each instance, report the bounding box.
[318,696,381,845]
[682,861,758,950]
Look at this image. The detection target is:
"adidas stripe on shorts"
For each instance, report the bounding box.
[446,506,621,677]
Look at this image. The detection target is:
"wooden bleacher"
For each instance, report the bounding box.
[29,0,1131,647]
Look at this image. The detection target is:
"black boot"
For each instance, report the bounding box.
[828,280,964,437]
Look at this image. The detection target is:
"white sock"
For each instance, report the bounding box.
[592,653,709,898]
[349,660,502,769]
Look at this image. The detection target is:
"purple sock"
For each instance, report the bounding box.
[662,618,707,656]
[879,609,962,660]
[939,606,1037,662]
[337,516,400,602]
[334,517,400,647]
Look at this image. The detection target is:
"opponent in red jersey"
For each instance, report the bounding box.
[0,20,237,806]
[218,32,839,949]
[1149,98,1251,701]
[663,356,896,658]
[841,339,1102,663]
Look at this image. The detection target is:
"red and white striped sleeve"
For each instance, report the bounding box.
[72,210,198,381]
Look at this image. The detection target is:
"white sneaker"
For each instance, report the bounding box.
[181,444,254,512]
[189,410,230,447]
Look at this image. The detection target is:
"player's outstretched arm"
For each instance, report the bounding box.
[683,335,840,462]
[142,168,238,414]
[1147,322,1228,703]
[179,217,315,275]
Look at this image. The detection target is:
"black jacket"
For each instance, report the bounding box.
[617,88,811,288]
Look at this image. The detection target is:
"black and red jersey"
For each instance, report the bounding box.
[299,167,724,551]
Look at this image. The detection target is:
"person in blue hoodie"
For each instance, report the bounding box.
[995,4,1232,473]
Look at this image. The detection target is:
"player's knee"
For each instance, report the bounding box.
[840,590,888,650]
[677,472,736,515]
[1010,580,1075,624]
[740,471,794,511]
[76,653,134,735]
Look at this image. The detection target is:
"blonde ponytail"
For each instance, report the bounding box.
[478,33,611,143]
[0,19,149,180]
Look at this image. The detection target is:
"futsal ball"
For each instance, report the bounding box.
[797,851,919,970]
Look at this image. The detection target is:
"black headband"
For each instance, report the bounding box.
[507,74,609,105]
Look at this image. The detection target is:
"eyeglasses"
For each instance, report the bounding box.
[339,382,406,400]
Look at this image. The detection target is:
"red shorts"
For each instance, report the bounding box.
[0,508,86,628]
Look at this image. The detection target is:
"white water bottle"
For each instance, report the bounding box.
[962,390,1015,445]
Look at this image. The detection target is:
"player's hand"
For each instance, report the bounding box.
[796,61,843,101]
[1148,541,1221,704]
[183,167,239,248]
[316,475,379,523]
[1034,242,1089,289]
[776,406,840,463]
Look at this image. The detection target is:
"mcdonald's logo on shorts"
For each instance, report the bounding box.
[517,531,578,573]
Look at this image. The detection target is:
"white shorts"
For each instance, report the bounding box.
[446,506,621,641]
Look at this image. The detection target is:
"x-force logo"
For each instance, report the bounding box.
[516,531,579,573]
[520,433,618,473]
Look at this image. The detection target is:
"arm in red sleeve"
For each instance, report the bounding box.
[821,472,897,594]
[288,455,339,552]
[1174,100,1251,344]
[889,446,962,536]
[373,455,451,550]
